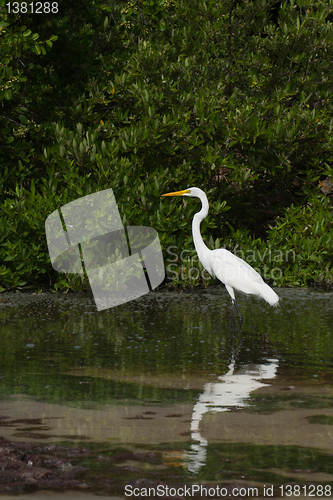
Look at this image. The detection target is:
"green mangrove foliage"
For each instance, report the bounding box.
[1,0,333,291]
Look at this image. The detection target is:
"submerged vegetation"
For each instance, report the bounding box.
[1,0,333,291]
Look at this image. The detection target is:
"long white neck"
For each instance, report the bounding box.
[192,193,210,261]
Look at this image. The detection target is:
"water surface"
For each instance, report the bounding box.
[0,287,333,496]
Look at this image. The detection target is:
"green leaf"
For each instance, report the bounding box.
[4,255,15,261]
[19,114,28,124]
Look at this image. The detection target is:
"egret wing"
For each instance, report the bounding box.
[210,248,265,295]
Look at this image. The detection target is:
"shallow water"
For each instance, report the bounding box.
[1,287,333,497]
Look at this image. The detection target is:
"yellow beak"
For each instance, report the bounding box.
[161,189,190,197]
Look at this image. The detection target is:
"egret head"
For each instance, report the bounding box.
[161,187,205,198]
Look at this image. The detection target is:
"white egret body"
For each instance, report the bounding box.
[162,187,279,323]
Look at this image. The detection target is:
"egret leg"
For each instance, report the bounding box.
[231,301,243,344]
[234,300,243,327]
[231,301,236,328]
[231,299,243,332]
[231,303,236,342]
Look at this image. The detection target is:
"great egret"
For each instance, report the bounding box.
[162,187,279,325]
